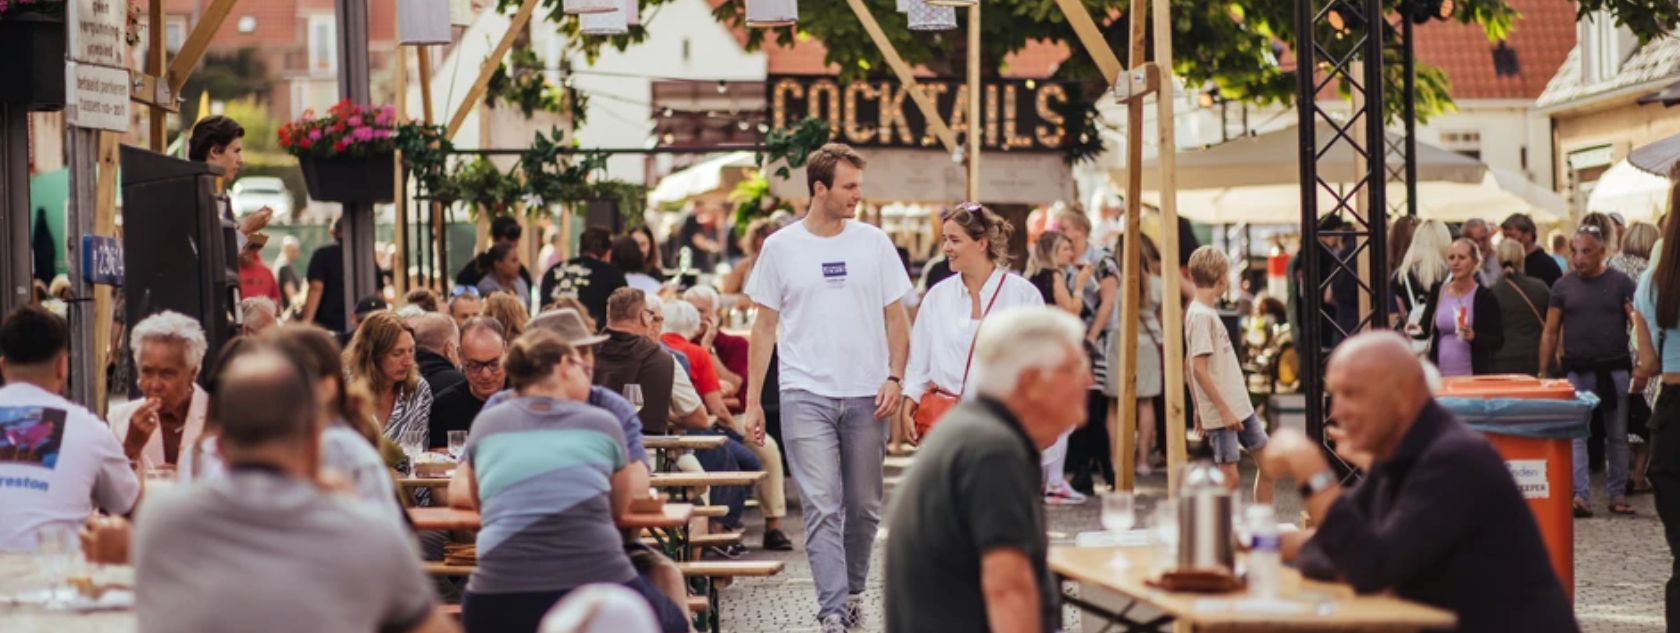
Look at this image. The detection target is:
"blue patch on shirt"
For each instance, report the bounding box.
[822,262,847,278]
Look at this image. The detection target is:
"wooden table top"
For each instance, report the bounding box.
[650,471,766,488]
[408,503,695,532]
[397,477,451,489]
[642,435,729,451]
[1050,547,1457,632]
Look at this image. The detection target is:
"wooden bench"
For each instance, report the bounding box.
[692,505,729,518]
[642,532,741,549]
[643,435,729,451]
[651,471,767,489]
[678,561,786,633]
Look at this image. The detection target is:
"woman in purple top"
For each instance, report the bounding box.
[1408,238,1504,376]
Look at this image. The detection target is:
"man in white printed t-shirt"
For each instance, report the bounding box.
[0,306,141,551]
[743,143,912,633]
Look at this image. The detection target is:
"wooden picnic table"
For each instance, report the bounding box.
[650,471,766,488]
[0,554,135,633]
[397,477,451,489]
[642,435,729,451]
[408,503,695,532]
[1050,546,1457,632]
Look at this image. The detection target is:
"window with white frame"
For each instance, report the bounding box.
[165,16,186,52]
[307,15,337,74]
[1440,130,1482,161]
[1581,11,1634,84]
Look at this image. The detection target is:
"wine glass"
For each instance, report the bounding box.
[401,440,425,477]
[447,431,468,461]
[623,384,644,413]
[1101,492,1135,568]
[34,523,78,609]
[1151,499,1180,574]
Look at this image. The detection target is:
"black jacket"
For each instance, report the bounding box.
[416,349,466,398]
[1411,280,1504,375]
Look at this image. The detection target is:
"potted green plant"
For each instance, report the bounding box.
[279,99,398,203]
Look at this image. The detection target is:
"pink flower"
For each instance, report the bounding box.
[307,129,322,141]
[383,105,396,118]
[348,116,363,127]
[374,129,392,139]
[353,127,375,142]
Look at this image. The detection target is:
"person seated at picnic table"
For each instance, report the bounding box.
[135,344,459,633]
[885,307,1090,633]
[595,288,706,434]
[0,306,140,551]
[458,216,535,291]
[1262,332,1580,633]
[109,311,211,471]
[446,330,690,633]
[476,244,533,312]
[430,317,509,448]
[681,286,747,408]
[409,312,467,399]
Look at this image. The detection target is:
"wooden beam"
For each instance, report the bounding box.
[394,44,409,302]
[418,47,436,124]
[965,4,980,201]
[1113,0,1148,494]
[841,0,958,154]
[1153,0,1188,493]
[446,0,540,138]
[1111,63,1161,102]
[1052,0,1124,87]
[129,73,180,113]
[92,132,119,417]
[166,0,242,93]
[147,0,165,151]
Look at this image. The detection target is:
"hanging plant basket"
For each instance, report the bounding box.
[299,154,395,203]
[0,13,68,111]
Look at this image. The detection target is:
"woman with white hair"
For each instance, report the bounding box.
[109,311,211,470]
[1395,219,1453,321]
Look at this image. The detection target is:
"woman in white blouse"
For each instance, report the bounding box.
[901,202,1045,435]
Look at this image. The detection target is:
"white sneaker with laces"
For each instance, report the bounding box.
[1044,481,1088,505]
[820,613,848,633]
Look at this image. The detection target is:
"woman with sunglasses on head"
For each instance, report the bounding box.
[1541,212,1652,518]
[900,203,1043,443]
[1406,238,1504,378]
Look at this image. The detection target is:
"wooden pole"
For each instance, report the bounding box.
[965,3,980,202]
[1154,0,1188,493]
[394,42,409,303]
[418,47,436,124]
[1114,0,1147,493]
[841,0,959,154]
[147,0,165,151]
[91,133,119,417]
[446,0,540,139]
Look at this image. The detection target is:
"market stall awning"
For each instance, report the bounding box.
[1630,133,1680,179]
[1588,160,1670,225]
[649,151,758,205]
[1142,167,1565,225]
[1118,121,1487,190]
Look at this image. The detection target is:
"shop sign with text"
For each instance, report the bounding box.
[768,74,1075,153]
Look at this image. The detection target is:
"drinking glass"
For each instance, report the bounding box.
[1101,492,1135,568]
[623,384,644,412]
[447,431,468,461]
[1150,499,1180,573]
[34,523,78,609]
[401,441,425,477]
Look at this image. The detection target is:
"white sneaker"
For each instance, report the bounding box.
[844,593,864,628]
[1044,481,1088,505]
[820,613,848,633]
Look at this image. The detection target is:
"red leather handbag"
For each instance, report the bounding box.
[913,277,1009,438]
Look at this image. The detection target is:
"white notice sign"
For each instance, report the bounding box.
[65,62,131,132]
[1507,459,1549,499]
[67,0,128,67]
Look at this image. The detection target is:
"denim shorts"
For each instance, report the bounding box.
[1208,414,1269,464]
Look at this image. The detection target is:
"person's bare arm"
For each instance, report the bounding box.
[981,548,1044,633]
[676,405,711,431]
[1538,306,1563,377]
[1089,276,1118,343]
[743,306,780,445]
[447,461,479,511]
[1190,355,1236,425]
[705,392,737,431]
[1632,304,1656,392]
[625,461,651,498]
[1052,277,1080,314]
[608,464,634,520]
[302,280,325,324]
[876,301,910,418]
[402,608,463,633]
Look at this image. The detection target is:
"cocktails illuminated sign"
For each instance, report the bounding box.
[767,74,1074,152]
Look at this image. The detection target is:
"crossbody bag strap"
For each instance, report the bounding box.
[956,275,1011,395]
[1503,277,1544,326]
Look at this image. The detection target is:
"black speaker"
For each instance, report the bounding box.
[119,146,240,394]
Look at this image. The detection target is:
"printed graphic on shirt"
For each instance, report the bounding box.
[822,261,848,288]
[0,407,68,470]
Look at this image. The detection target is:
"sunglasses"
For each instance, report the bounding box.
[451,286,481,298]
[1576,225,1603,235]
[940,201,983,222]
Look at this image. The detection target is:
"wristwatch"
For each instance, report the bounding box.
[1298,469,1338,499]
[886,376,903,384]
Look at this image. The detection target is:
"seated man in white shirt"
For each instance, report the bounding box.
[0,306,140,551]
[135,345,458,633]
[108,311,210,470]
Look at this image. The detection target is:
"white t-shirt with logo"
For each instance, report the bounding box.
[746,220,912,399]
[0,382,140,551]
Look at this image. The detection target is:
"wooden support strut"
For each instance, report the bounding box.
[1113,0,1148,494]
[1153,0,1189,494]
[446,0,541,139]
[165,0,242,94]
[965,3,980,202]
[147,0,165,151]
[1051,0,1125,88]
[841,0,958,155]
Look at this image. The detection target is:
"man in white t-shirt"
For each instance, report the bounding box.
[743,143,912,632]
[0,306,140,551]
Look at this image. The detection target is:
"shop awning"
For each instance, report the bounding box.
[648,151,758,205]
[1587,160,1670,225]
[1140,167,1564,225]
[1629,132,1680,179]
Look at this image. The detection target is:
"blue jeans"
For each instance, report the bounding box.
[1570,370,1630,504]
[1208,414,1270,464]
[691,428,763,528]
[780,389,886,620]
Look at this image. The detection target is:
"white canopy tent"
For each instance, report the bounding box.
[1587,160,1670,225]
[648,152,758,205]
[1117,121,1564,224]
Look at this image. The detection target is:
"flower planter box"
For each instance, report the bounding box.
[0,14,68,111]
[299,154,395,203]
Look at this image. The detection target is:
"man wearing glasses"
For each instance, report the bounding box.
[429,317,508,448]
[1540,214,1650,518]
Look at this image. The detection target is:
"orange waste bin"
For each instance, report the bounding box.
[1438,375,1587,602]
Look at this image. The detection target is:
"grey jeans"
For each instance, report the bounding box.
[780,389,887,620]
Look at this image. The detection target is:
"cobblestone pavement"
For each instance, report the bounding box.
[712,455,1669,632]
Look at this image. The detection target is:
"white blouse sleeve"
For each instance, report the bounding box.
[902,286,938,403]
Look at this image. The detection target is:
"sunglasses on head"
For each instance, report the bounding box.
[940,201,983,222]
[1577,225,1603,235]
[451,286,481,298]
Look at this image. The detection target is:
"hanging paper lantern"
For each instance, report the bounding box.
[449,0,475,26]
[746,0,797,27]
[925,0,975,5]
[907,0,955,30]
[895,0,910,13]
[564,0,618,15]
[579,4,628,34]
[399,0,452,45]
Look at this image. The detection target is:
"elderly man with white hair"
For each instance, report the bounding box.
[241,297,279,337]
[110,311,211,469]
[885,307,1090,633]
[681,285,747,400]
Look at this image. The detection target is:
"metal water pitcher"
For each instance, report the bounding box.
[1177,461,1236,573]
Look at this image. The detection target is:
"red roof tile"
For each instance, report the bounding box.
[1411,0,1576,100]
